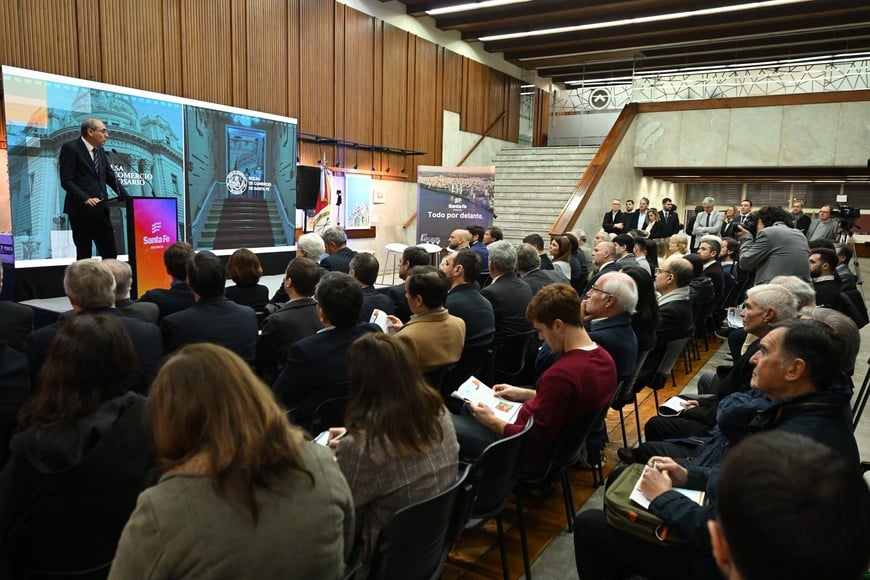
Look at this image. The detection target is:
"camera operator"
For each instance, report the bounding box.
[807,204,838,242]
[736,206,810,285]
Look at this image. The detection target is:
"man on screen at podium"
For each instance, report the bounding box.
[59,118,129,260]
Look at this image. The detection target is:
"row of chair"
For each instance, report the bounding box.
[365,387,621,580]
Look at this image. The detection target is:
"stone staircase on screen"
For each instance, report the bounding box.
[204,197,285,250]
[492,146,598,240]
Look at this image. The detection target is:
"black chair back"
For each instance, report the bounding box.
[491,330,536,383]
[367,464,470,580]
[468,417,534,520]
[309,396,348,436]
[441,344,493,397]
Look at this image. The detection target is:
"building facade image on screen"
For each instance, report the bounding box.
[2,66,299,265]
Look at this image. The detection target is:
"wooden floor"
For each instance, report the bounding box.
[443,338,719,580]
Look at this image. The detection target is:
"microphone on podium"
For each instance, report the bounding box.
[110,148,157,197]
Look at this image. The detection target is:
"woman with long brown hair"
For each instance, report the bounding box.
[0,314,153,577]
[549,235,573,280]
[109,343,354,579]
[329,332,459,577]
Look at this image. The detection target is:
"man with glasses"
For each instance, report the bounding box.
[807,204,838,242]
[633,258,694,389]
[60,118,130,260]
[583,272,639,383]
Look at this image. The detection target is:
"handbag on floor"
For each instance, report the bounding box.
[603,463,689,547]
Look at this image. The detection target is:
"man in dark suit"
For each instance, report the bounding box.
[58,259,159,324]
[517,243,563,296]
[637,257,695,383]
[442,249,495,349]
[23,260,161,394]
[0,262,33,351]
[161,251,258,364]
[256,257,323,383]
[350,252,394,323]
[583,271,639,382]
[698,239,725,299]
[617,199,641,232]
[59,118,129,260]
[602,199,623,234]
[522,233,554,270]
[385,246,430,323]
[320,226,356,272]
[791,199,811,236]
[658,197,682,237]
[272,272,380,429]
[481,241,533,344]
[137,242,196,320]
[613,234,639,271]
[585,241,619,294]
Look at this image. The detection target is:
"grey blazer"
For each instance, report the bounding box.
[738,222,810,284]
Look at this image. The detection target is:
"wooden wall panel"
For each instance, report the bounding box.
[533,88,550,147]
[461,58,489,136]
[441,49,462,113]
[102,0,166,92]
[486,70,506,139]
[286,0,300,119]
[381,24,409,161]
[298,0,335,137]
[246,0,288,115]
[342,8,375,144]
[411,37,439,169]
[4,0,80,78]
[179,0,235,104]
[162,0,184,98]
[230,0,248,108]
[76,0,104,81]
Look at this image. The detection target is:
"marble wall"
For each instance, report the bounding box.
[634,101,870,167]
[575,121,681,237]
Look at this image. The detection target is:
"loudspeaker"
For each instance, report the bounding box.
[296,165,321,210]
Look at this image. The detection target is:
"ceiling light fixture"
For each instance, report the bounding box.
[427,0,530,17]
[478,0,809,42]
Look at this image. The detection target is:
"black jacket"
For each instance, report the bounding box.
[0,392,154,573]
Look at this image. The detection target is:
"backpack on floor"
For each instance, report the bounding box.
[603,463,689,547]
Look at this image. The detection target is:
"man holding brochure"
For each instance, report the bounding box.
[452,284,617,471]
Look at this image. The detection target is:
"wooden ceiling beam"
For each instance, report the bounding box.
[484,4,870,57]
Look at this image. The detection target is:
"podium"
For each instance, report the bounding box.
[104,196,178,299]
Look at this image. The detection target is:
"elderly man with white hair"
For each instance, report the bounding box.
[691,196,723,250]
[583,271,639,383]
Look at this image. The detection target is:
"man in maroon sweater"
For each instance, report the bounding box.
[453,283,617,471]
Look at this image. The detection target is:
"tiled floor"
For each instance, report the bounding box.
[526,269,870,580]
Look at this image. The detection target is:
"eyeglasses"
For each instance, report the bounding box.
[590,285,612,296]
[655,268,672,275]
[93,128,108,134]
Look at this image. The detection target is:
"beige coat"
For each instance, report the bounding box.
[396,307,466,373]
[109,443,354,580]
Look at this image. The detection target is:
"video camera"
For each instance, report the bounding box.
[831,203,861,235]
[831,203,861,222]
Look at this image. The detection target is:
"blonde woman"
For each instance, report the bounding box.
[666,233,690,258]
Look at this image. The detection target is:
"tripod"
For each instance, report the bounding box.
[837,222,864,297]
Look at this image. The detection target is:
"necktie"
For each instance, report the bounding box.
[93,148,101,173]
[705,213,710,226]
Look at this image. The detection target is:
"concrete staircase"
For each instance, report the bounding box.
[200,197,287,250]
[493,146,598,240]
